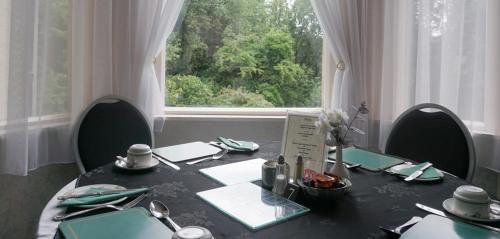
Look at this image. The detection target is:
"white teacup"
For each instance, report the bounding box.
[124,144,153,168]
[452,185,491,218]
[171,226,213,239]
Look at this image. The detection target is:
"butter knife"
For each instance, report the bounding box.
[152,154,180,170]
[415,203,500,233]
[404,162,433,181]
[57,188,148,200]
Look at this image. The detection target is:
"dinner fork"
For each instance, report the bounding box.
[53,193,148,221]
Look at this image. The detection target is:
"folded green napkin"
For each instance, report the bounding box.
[58,187,149,207]
[217,137,255,151]
[394,162,441,179]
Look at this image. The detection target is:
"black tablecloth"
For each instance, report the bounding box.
[55,141,475,239]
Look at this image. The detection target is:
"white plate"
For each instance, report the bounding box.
[209,141,259,152]
[62,184,127,208]
[387,163,444,181]
[114,157,159,170]
[443,198,500,222]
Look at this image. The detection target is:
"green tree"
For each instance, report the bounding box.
[290,0,323,75]
[212,88,273,107]
[166,75,213,106]
[166,0,322,108]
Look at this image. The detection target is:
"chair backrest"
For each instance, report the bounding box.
[73,96,153,173]
[385,103,475,181]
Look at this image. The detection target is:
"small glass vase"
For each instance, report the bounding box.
[328,144,350,179]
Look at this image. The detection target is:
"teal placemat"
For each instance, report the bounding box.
[401,214,500,239]
[59,208,173,239]
[329,147,405,171]
[197,182,309,230]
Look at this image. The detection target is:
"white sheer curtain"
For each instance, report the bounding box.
[377,0,500,152]
[374,0,500,171]
[311,0,366,112]
[312,0,500,156]
[0,0,184,175]
[0,0,73,175]
[311,0,374,146]
[71,0,184,128]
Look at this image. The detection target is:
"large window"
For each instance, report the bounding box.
[165,0,323,109]
[0,0,69,123]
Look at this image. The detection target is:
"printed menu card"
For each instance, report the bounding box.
[282,111,326,179]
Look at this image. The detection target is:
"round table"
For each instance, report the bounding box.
[40,141,478,239]
[37,179,77,239]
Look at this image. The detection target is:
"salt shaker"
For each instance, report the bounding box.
[272,155,288,195]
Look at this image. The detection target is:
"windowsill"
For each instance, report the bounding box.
[163,107,322,119]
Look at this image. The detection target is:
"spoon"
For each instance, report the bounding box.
[186,148,229,165]
[149,200,182,231]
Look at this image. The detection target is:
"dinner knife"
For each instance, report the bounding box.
[57,188,148,200]
[152,154,181,170]
[404,162,433,181]
[415,203,500,233]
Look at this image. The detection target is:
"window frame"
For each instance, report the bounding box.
[159,41,334,118]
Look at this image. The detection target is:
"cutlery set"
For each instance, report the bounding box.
[416,203,500,233]
[186,148,228,165]
[57,188,146,200]
[54,193,149,221]
[54,192,182,232]
[380,203,500,236]
[403,162,433,182]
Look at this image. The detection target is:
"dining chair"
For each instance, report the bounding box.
[384,103,476,181]
[72,96,153,173]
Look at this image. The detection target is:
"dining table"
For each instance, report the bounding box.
[43,140,494,239]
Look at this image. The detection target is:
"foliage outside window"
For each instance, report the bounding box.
[166,0,323,108]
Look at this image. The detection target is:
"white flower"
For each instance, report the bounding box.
[332,109,349,125]
[315,110,333,135]
[315,102,369,147]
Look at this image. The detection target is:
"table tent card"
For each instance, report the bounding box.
[282,111,326,178]
[197,182,309,230]
[199,158,267,185]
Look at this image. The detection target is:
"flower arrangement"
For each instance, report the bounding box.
[315,102,369,146]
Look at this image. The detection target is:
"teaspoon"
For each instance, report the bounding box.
[149,200,182,231]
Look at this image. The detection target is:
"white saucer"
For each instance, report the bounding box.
[63,184,127,208]
[114,157,159,170]
[442,198,500,222]
[387,163,444,181]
